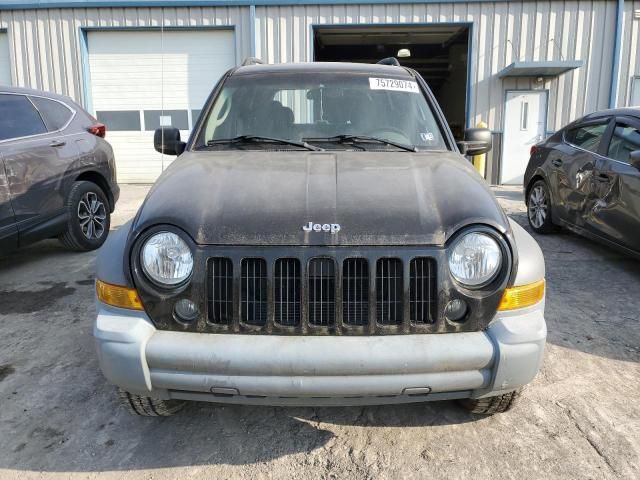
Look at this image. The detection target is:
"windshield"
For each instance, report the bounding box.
[195,72,448,151]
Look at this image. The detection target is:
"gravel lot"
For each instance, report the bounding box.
[0,185,638,479]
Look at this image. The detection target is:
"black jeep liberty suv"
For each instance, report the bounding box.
[94,59,546,417]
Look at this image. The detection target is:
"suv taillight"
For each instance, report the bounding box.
[530,145,538,157]
[88,123,106,138]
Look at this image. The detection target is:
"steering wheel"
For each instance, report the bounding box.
[365,127,412,144]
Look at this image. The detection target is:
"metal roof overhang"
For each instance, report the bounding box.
[497,60,584,78]
[0,0,537,10]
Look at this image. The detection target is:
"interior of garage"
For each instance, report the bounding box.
[313,25,470,139]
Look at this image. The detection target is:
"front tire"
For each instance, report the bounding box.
[526,180,557,234]
[59,181,111,251]
[458,389,521,415]
[117,389,185,416]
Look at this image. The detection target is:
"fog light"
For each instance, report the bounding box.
[445,299,468,322]
[174,299,199,322]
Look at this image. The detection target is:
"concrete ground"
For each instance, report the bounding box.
[0,185,638,479]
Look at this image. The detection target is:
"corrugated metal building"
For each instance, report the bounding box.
[1,0,639,184]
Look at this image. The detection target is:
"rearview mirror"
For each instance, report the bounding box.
[457,128,492,156]
[630,150,640,170]
[154,127,186,156]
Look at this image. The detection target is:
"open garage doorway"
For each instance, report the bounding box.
[313,25,470,139]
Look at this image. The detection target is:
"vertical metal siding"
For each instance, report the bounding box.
[255,1,618,133]
[618,1,640,106]
[0,6,251,106]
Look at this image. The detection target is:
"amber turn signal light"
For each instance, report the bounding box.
[96,280,144,310]
[498,279,545,311]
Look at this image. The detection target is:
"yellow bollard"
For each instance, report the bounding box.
[472,121,488,179]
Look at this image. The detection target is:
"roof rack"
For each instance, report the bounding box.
[241,57,265,66]
[377,57,401,67]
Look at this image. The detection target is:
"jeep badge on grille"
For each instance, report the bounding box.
[302,222,341,234]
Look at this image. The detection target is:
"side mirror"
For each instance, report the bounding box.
[457,128,492,156]
[630,150,640,170]
[154,127,186,156]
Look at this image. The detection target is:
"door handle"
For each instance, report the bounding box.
[595,173,611,182]
[49,140,66,147]
[551,159,563,167]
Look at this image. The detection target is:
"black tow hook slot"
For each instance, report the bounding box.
[403,387,432,397]
[210,387,239,397]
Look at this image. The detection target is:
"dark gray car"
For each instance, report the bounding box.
[524,108,640,258]
[0,86,119,254]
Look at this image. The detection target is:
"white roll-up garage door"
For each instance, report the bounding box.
[87,29,236,183]
[0,33,11,85]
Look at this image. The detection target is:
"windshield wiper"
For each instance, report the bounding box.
[206,135,323,151]
[304,134,417,152]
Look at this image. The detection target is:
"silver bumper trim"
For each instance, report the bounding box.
[94,301,546,405]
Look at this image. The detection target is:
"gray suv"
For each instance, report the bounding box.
[0,87,119,253]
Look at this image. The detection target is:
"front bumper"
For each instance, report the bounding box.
[94,302,546,406]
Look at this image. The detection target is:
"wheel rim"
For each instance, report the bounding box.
[528,185,548,229]
[77,192,106,240]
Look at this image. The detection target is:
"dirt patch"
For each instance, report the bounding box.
[0,364,15,382]
[0,283,76,314]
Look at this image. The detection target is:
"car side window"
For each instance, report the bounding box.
[30,96,74,132]
[565,123,608,153]
[0,94,47,141]
[607,124,640,164]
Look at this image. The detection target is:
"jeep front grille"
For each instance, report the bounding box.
[376,258,403,325]
[342,258,369,326]
[274,258,301,326]
[308,258,336,326]
[241,258,268,326]
[205,253,437,334]
[208,258,233,325]
[410,257,437,324]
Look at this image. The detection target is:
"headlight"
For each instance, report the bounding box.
[141,231,193,286]
[448,232,502,287]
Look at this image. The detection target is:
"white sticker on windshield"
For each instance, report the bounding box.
[369,77,420,93]
[420,132,435,143]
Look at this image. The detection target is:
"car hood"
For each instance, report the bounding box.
[132,151,510,246]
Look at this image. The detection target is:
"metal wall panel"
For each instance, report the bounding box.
[618,1,640,106]
[0,6,251,106]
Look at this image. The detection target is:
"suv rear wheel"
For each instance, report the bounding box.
[117,389,185,416]
[458,389,521,415]
[59,181,111,251]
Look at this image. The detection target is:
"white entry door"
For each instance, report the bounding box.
[88,29,236,183]
[501,90,548,185]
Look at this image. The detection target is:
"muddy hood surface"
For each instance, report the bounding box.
[133,151,510,246]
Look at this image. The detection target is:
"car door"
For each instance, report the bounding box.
[590,117,640,252]
[549,119,611,227]
[0,154,18,253]
[0,93,78,241]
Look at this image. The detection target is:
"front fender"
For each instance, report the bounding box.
[509,219,545,285]
[96,220,133,287]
